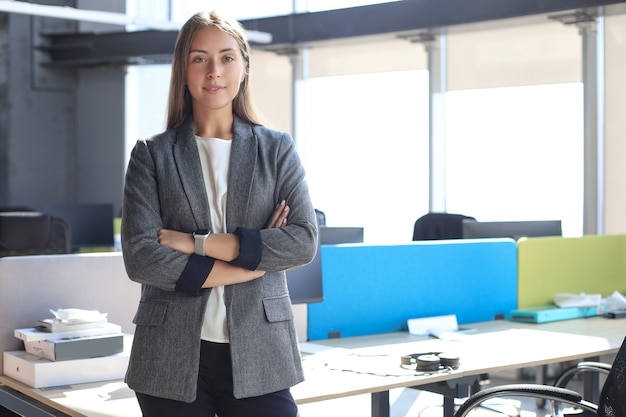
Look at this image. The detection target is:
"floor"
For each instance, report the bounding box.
[297,368,586,417]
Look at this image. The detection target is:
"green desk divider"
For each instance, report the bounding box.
[517,234,626,309]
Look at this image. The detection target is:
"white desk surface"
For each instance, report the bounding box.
[1,316,624,417]
[292,316,622,403]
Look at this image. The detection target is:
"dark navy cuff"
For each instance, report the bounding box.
[175,254,214,296]
[230,227,262,271]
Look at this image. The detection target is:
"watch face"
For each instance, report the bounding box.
[194,229,210,236]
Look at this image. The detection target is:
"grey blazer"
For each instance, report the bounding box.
[121,116,318,402]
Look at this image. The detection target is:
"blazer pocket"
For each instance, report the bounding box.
[262,294,294,322]
[133,300,168,326]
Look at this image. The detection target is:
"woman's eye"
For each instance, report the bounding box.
[224,56,234,62]
[192,56,206,63]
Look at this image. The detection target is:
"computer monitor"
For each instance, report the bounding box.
[286,226,364,304]
[319,226,364,245]
[462,219,562,240]
[46,203,115,251]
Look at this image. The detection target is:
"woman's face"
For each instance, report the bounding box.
[186,26,246,114]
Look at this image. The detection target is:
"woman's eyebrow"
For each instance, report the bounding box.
[189,47,237,54]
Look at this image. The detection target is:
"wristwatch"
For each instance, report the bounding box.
[193,229,211,256]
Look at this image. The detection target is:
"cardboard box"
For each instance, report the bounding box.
[23,333,124,361]
[3,349,129,388]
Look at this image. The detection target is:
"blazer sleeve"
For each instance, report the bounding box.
[254,131,318,272]
[121,138,214,294]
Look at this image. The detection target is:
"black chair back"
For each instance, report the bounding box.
[0,211,51,250]
[412,212,476,241]
[598,335,626,416]
[0,211,71,256]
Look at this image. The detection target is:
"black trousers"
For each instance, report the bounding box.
[136,341,299,417]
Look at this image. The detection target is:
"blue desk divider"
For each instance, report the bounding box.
[307,239,518,340]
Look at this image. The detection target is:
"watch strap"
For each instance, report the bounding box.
[193,229,211,256]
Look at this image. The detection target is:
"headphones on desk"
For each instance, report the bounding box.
[400,352,460,372]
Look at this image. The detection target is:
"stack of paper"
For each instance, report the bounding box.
[15,322,123,361]
[3,308,130,388]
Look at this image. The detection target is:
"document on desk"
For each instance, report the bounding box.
[301,328,613,379]
[304,338,461,377]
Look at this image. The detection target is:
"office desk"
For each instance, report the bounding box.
[294,317,622,417]
[1,317,624,417]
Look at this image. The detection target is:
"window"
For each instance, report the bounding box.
[299,71,430,243]
[125,1,586,239]
[445,83,584,237]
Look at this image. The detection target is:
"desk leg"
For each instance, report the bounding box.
[535,365,547,409]
[371,391,390,417]
[583,356,600,403]
[412,376,476,417]
[443,396,455,417]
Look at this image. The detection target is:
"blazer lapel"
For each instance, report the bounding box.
[227,117,257,230]
[173,119,210,230]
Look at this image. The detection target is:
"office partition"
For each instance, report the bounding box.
[307,239,518,340]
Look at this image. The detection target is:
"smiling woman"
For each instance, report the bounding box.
[185,26,248,135]
[121,10,317,417]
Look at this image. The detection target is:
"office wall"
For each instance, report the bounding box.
[74,1,127,215]
[249,50,292,134]
[0,1,126,214]
[0,8,76,208]
[75,67,126,214]
[448,20,581,90]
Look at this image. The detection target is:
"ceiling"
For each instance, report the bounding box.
[29,0,626,66]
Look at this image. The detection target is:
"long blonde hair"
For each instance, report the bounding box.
[166,11,263,129]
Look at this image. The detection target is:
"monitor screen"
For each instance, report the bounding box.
[46,203,115,251]
[286,226,364,304]
[462,219,562,240]
[319,226,364,245]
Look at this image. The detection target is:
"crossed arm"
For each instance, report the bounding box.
[157,200,290,289]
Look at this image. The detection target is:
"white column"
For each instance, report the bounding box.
[290,47,309,145]
[579,15,605,235]
[425,30,448,213]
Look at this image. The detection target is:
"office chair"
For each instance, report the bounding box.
[453,335,626,417]
[0,211,71,256]
[412,212,476,240]
[314,209,326,226]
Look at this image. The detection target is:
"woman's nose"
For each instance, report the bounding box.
[206,61,220,78]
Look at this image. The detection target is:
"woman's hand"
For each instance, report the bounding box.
[158,229,193,254]
[266,200,289,228]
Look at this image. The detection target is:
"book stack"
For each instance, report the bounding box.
[3,309,130,388]
[16,320,124,361]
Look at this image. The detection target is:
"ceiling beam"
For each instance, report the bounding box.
[0,0,179,30]
[36,0,626,66]
[240,0,626,48]
[0,0,271,57]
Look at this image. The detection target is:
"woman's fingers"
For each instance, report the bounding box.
[266,200,289,228]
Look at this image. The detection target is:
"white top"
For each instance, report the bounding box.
[196,136,232,343]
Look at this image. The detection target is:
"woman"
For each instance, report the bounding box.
[121,10,318,417]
